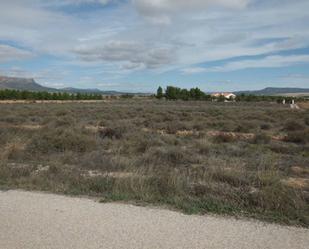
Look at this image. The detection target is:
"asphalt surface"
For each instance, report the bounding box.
[0,190,308,249]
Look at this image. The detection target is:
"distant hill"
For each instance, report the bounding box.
[0,76,138,95]
[60,87,105,94]
[0,76,55,92]
[234,87,309,96]
[59,87,129,95]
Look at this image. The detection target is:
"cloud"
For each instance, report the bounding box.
[40,0,118,7]
[73,41,175,69]
[133,0,250,23]
[181,67,207,74]
[120,62,145,70]
[0,0,309,90]
[182,54,309,74]
[65,0,111,4]
[0,45,33,62]
[0,1,81,56]
[0,66,69,81]
[43,0,113,6]
[134,0,249,12]
[1,0,308,69]
[278,73,309,86]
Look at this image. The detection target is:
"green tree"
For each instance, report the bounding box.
[156,86,164,99]
[165,86,179,100]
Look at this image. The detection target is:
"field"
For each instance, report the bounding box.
[0,100,308,226]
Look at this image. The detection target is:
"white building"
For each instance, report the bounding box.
[211,93,236,100]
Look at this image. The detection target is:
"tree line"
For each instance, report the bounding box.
[0,89,102,100]
[157,86,212,101]
[156,86,307,103]
[235,94,304,103]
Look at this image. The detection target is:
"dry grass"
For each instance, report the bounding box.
[0,99,308,226]
[299,102,309,109]
[282,178,309,190]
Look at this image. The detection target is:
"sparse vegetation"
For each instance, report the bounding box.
[0,99,308,227]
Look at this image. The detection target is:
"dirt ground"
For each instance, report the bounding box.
[0,190,308,249]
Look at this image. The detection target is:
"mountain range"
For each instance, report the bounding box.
[0,76,129,95]
[234,87,309,96]
[1,76,309,96]
[0,76,55,92]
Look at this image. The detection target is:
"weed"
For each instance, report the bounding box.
[0,100,308,226]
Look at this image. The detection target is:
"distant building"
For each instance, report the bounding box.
[211,92,236,100]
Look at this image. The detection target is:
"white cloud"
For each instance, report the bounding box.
[0,66,67,79]
[0,0,309,85]
[182,67,207,74]
[278,73,309,86]
[42,0,113,7]
[73,41,175,69]
[0,45,33,62]
[133,0,249,23]
[182,55,309,74]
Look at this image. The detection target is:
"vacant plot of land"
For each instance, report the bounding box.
[1,190,309,249]
[0,100,308,226]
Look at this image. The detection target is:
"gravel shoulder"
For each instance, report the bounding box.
[0,190,308,249]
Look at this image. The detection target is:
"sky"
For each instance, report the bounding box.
[0,0,309,92]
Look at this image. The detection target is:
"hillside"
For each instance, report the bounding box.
[0,76,55,92]
[60,87,128,95]
[235,87,309,96]
[0,76,130,95]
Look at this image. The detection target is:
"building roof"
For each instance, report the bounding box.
[211,92,236,98]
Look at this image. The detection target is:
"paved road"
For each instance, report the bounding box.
[0,190,308,249]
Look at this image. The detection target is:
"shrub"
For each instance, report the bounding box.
[143,146,193,167]
[79,151,115,170]
[213,133,236,143]
[49,117,75,128]
[268,143,299,155]
[55,110,69,116]
[86,177,115,194]
[1,139,27,161]
[27,128,97,153]
[260,123,271,130]
[196,139,211,155]
[283,121,305,132]
[252,133,271,144]
[234,124,251,133]
[249,179,306,220]
[165,121,188,134]
[1,100,309,226]
[284,130,309,144]
[98,127,124,140]
[210,167,250,187]
[129,133,164,153]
